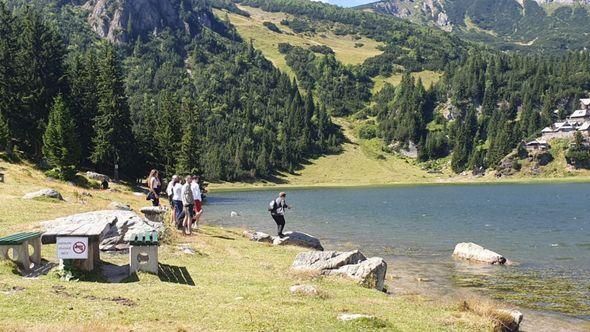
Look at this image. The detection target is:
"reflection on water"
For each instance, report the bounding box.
[203,183,590,318]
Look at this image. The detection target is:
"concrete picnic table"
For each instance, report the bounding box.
[42,218,116,271]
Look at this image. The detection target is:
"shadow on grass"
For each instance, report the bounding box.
[158,263,195,286]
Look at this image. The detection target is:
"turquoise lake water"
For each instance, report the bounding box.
[202,183,590,318]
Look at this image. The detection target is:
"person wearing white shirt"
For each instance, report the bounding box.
[166,175,179,225]
[190,175,203,229]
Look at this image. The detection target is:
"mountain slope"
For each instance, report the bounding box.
[358,0,590,52]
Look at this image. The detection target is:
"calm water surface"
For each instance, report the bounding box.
[202,183,590,319]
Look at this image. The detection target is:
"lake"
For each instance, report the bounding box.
[201,183,590,319]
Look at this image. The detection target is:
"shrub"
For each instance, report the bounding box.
[277,42,294,54]
[45,165,77,181]
[309,44,334,55]
[262,21,281,33]
[358,123,378,139]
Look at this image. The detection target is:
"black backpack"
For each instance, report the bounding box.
[268,199,278,213]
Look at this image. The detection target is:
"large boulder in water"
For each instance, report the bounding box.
[325,257,388,291]
[292,250,366,271]
[41,210,162,251]
[23,188,63,201]
[272,231,324,251]
[453,242,507,265]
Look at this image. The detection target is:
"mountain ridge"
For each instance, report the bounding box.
[356,0,590,51]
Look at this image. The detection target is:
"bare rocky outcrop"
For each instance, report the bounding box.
[85,0,212,43]
[453,242,507,265]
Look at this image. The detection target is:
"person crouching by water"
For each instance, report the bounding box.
[146,169,161,206]
[166,175,180,225]
[269,192,290,238]
[181,175,195,235]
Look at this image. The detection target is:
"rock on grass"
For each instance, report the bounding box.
[22,189,63,201]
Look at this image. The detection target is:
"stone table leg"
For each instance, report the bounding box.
[28,237,42,265]
[129,245,158,275]
[15,244,31,270]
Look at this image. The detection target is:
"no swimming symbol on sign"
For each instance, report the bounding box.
[57,237,89,259]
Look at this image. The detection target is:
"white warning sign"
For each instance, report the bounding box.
[57,237,89,259]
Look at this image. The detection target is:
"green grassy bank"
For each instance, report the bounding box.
[0,161,495,331]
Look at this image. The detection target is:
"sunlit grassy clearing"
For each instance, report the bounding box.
[215,5,384,76]
[372,70,443,93]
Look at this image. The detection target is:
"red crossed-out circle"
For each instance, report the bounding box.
[72,241,86,254]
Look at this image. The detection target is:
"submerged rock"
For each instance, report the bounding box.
[23,188,63,201]
[242,230,272,243]
[453,242,507,264]
[272,231,324,251]
[292,250,366,271]
[325,257,388,291]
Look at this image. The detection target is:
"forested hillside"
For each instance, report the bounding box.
[216,0,590,177]
[0,0,342,181]
[358,0,590,52]
[2,0,590,184]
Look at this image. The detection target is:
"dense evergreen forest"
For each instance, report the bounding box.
[226,0,590,174]
[2,0,590,182]
[0,0,342,181]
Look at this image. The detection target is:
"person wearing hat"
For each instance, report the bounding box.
[269,192,291,238]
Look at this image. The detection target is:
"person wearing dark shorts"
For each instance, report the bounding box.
[269,192,290,238]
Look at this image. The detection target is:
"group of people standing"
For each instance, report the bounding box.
[146,170,293,238]
[146,170,203,235]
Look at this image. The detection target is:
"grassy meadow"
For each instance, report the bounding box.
[0,160,498,331]
[215,5,384,77]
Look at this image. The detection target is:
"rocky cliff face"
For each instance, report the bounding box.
[83,0,212,43]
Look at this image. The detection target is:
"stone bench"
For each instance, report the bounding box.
[129,231,159,275]
[0,232,43,270]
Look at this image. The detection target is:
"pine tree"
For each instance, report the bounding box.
[0,3,18,154]
[17,8,66,156]
[155,92,181,175]
[0,111,8,151]
[68,51,99,164]
[176,104,202,176]
[42,95,80,178]
[91,44,134,179]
